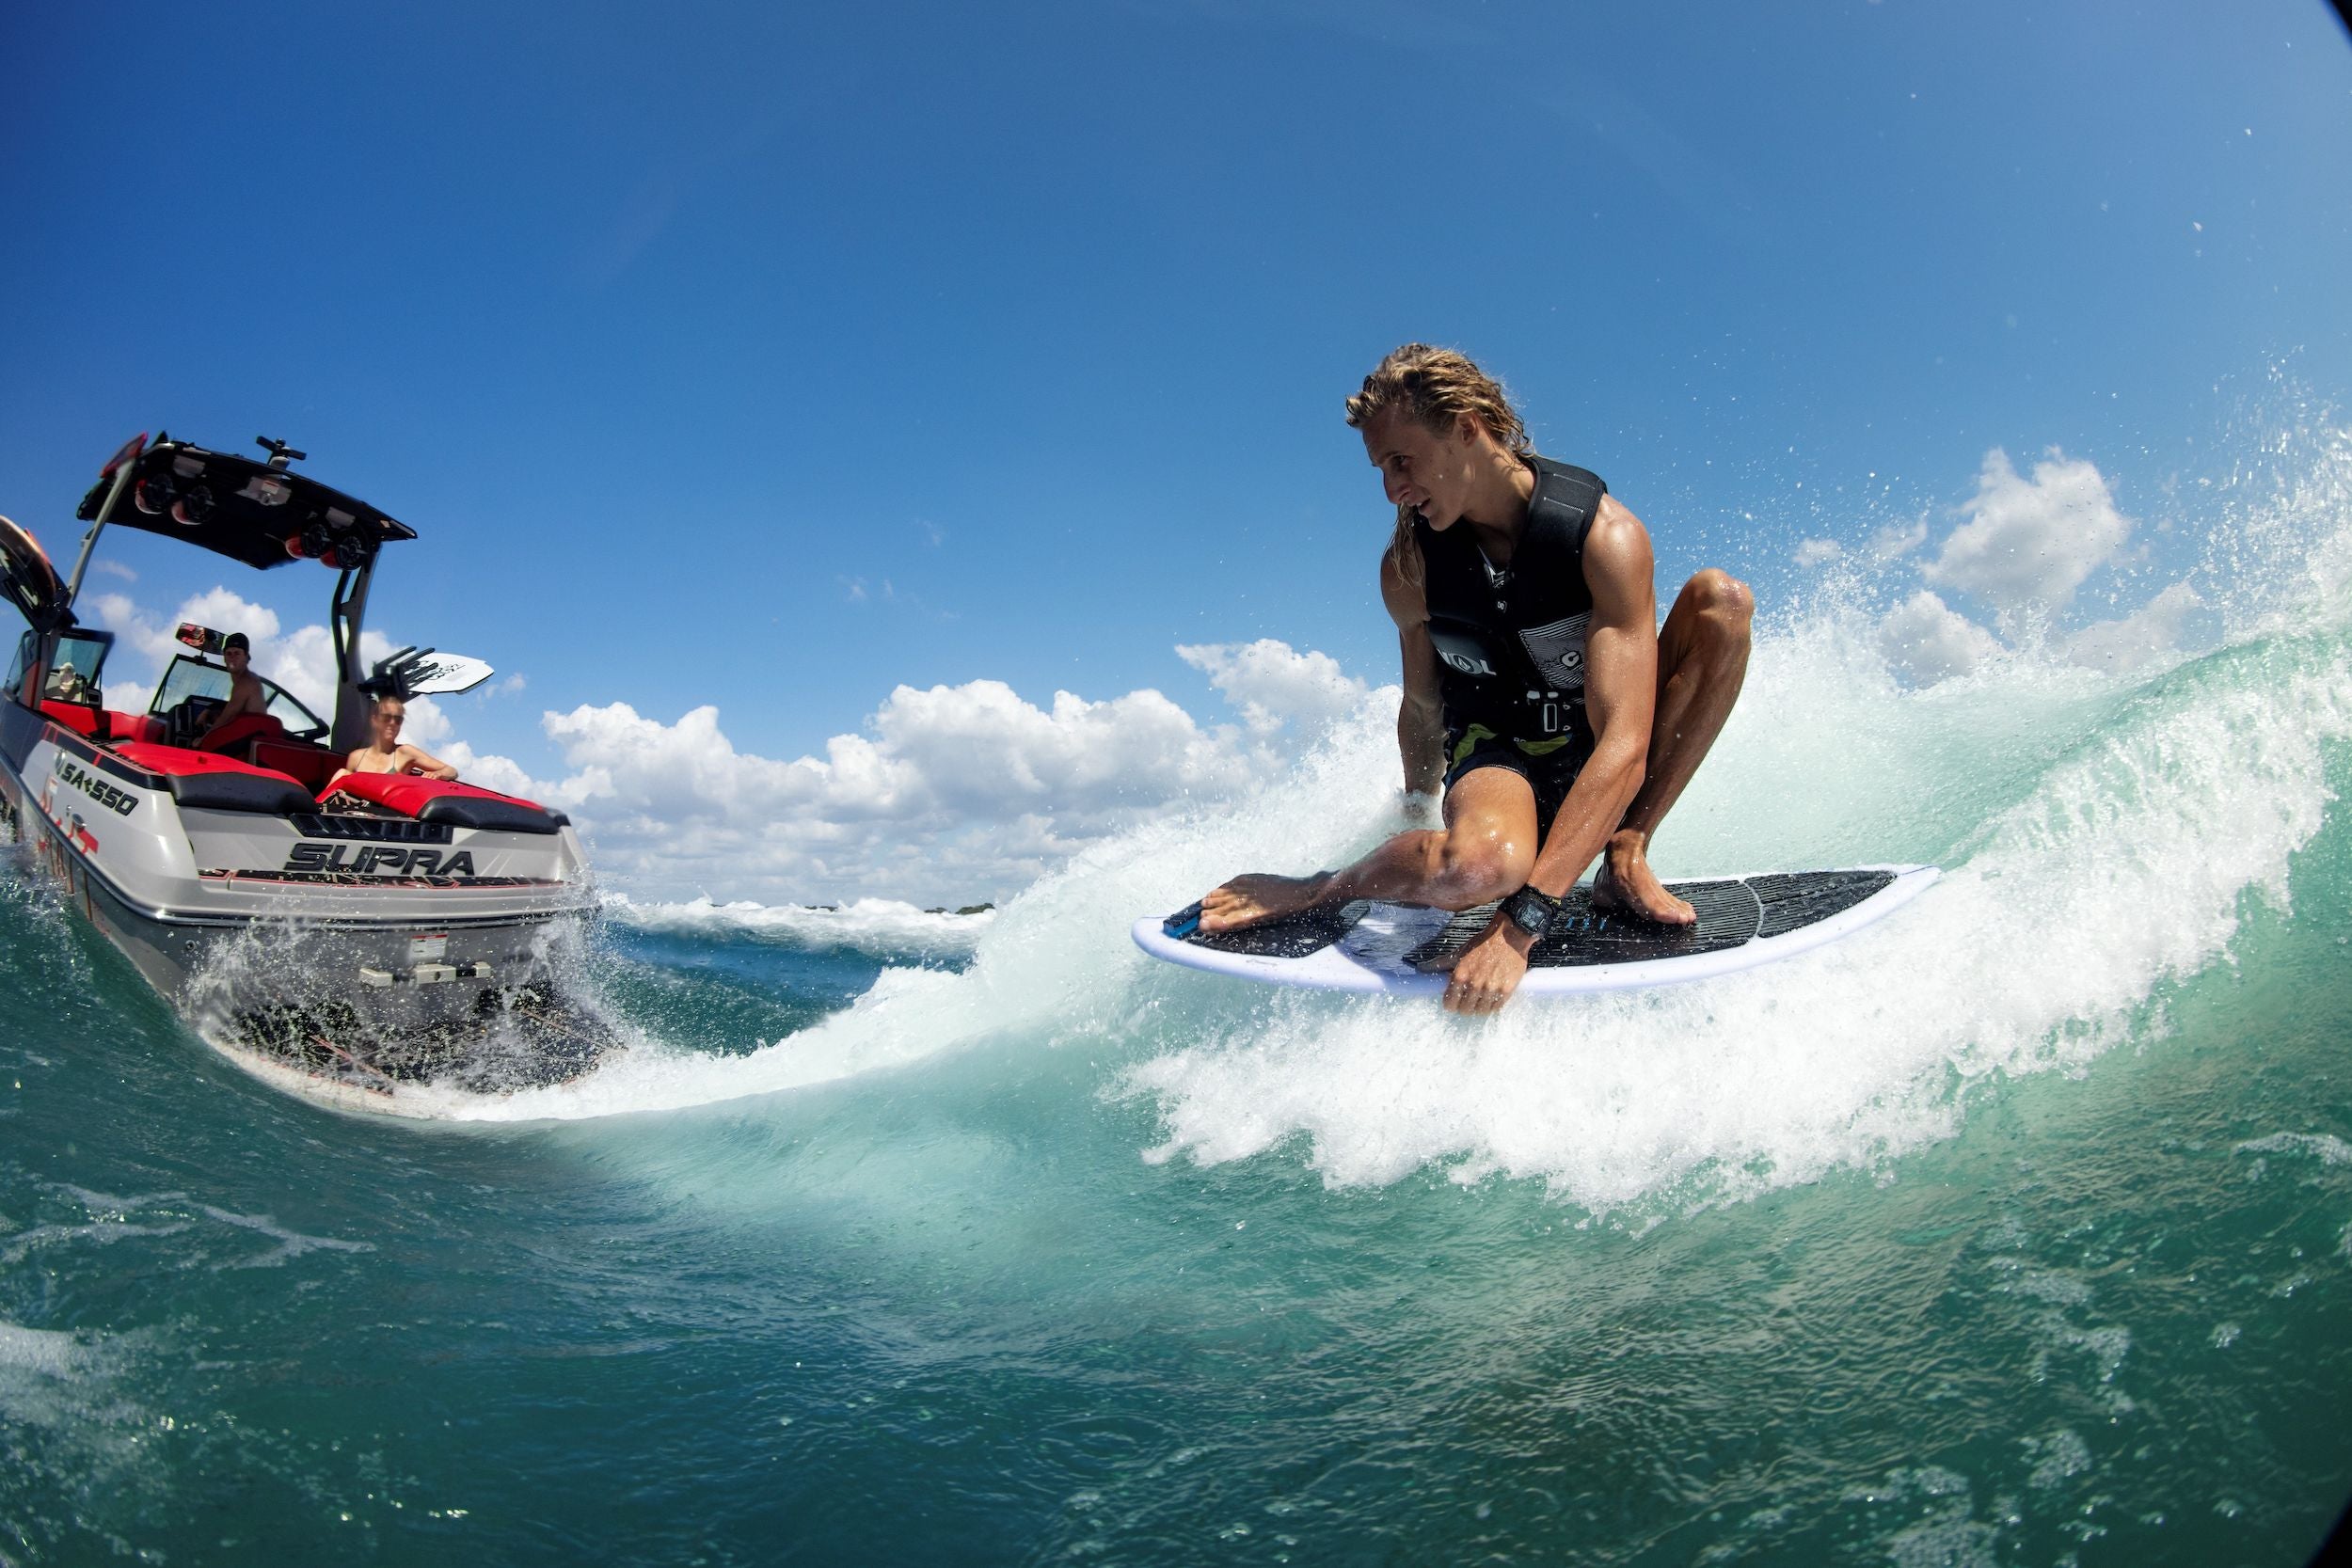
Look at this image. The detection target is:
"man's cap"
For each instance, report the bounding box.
[223,631,249,653]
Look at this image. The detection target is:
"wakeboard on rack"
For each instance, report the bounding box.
[1133,865,1939,996]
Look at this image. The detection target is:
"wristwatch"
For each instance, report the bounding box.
[1501,885,1563,941]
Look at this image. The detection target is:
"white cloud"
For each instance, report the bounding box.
[493,641,1364,903]
[2066,582,2204,673]
[68,594,1372,904]
[1868,516,1929,561]
[1176,639,1368,735]
[1877,590,2003,684]
[1792,538,1842,568]
[1923,447,2133,617]
[90,559,137,582]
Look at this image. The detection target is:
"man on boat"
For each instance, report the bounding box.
[1193,344,1754,1015]
[192,631,267,748]
[328,694,458,790]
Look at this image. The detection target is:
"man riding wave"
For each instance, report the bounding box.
[1191,344,1754,1014]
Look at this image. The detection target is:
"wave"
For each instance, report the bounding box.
[600,893,993,958]
[434,405,2352,1221]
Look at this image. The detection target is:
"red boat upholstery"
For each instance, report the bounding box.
[111,741,316,816]
[39,699,101,737]
[103,712,167,745]
[194,711,286,754]
[322,770,561,834]
[253,738,340,792]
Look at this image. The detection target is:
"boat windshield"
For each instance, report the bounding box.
[8,628,116,706]
[42,631,114,705]
[149,654,329,740]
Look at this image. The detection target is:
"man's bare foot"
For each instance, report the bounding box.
[1591,832,1696,925]
[1196,872,1335,933]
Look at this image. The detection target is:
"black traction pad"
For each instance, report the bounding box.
[1171,898,1371,958]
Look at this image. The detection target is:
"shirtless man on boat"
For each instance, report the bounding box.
[327,694,458,790]
[192,631,265,747]
[1192,344,1754,1015]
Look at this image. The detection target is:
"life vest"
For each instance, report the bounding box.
[1413,455,1607,748]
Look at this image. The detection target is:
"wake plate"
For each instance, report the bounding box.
[1133,865,1939,996]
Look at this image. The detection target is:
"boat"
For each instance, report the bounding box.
[0,432,617,1110]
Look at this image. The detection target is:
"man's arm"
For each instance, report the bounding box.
[1521,498,1658,897]
[1436,497,1659,1015]
[1380,545,1446,798]
[197,674,264,741]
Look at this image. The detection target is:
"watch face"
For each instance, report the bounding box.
[1505,889,1550,938]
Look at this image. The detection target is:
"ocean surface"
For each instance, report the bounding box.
[7,429,2352,1565]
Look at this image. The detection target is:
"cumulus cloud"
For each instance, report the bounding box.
[442,640,1367,903]
[1792,538,1842,568]
[67,593,1368,904]
[528,672,1272,898]
[1923,447,2133,618]
[1868,517,1929,561]
[2066,582,2204,673]
[1877,590,2004,684]
[1176,639,1368,735]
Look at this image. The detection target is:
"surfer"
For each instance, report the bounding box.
[1194,344,1752,1013]
[327,694,459,787]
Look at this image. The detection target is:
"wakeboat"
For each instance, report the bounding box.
[0,432,616,1110]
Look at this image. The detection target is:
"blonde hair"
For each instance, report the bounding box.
[1345,343,1532,583]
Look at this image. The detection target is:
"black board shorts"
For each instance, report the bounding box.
[1442,723,1593,830]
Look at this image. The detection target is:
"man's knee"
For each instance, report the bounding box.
[1685,568,1754,645]
[1433,825,1533,908]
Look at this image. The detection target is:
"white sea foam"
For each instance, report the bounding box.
[601,893,993,958]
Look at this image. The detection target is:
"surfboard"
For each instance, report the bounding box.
[1133,865,1939,996]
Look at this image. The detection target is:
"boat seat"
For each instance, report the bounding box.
[39,699,102,737]
[194,711,286,754]
[103,712,167,745]
[322,771,562,834]
[252,738,340,792]
[111,741,316,816]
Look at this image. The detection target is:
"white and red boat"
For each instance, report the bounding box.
[1,432,615,1109]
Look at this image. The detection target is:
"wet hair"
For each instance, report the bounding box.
[222,631,249,654]
[1344,344,1533,583]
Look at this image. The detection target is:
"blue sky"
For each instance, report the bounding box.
[4,1,2349,900]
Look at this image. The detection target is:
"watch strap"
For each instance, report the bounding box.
[1502,885,1563,940]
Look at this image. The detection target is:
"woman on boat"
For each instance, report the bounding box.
[326,694,458,789]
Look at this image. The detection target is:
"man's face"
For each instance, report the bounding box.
[1360,407,1478,531]
[223,645,248,673]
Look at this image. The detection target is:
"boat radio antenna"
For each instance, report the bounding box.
[256,436,307,468]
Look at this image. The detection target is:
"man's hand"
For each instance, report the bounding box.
[1441,914,1536,1015]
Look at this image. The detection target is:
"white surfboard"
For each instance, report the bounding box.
[1133,864,1939,997]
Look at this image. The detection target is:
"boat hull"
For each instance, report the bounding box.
[0,705,619,1107]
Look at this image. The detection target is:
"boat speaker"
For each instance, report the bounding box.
[135,473,179,515]
[323,531,374,570]
[170,485,215,527]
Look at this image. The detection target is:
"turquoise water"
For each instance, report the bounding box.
[7,440,2352,1563]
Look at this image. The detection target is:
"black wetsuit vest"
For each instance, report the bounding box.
[1414,455,1607,750]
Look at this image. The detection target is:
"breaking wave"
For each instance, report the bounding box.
[601,893,993,959]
